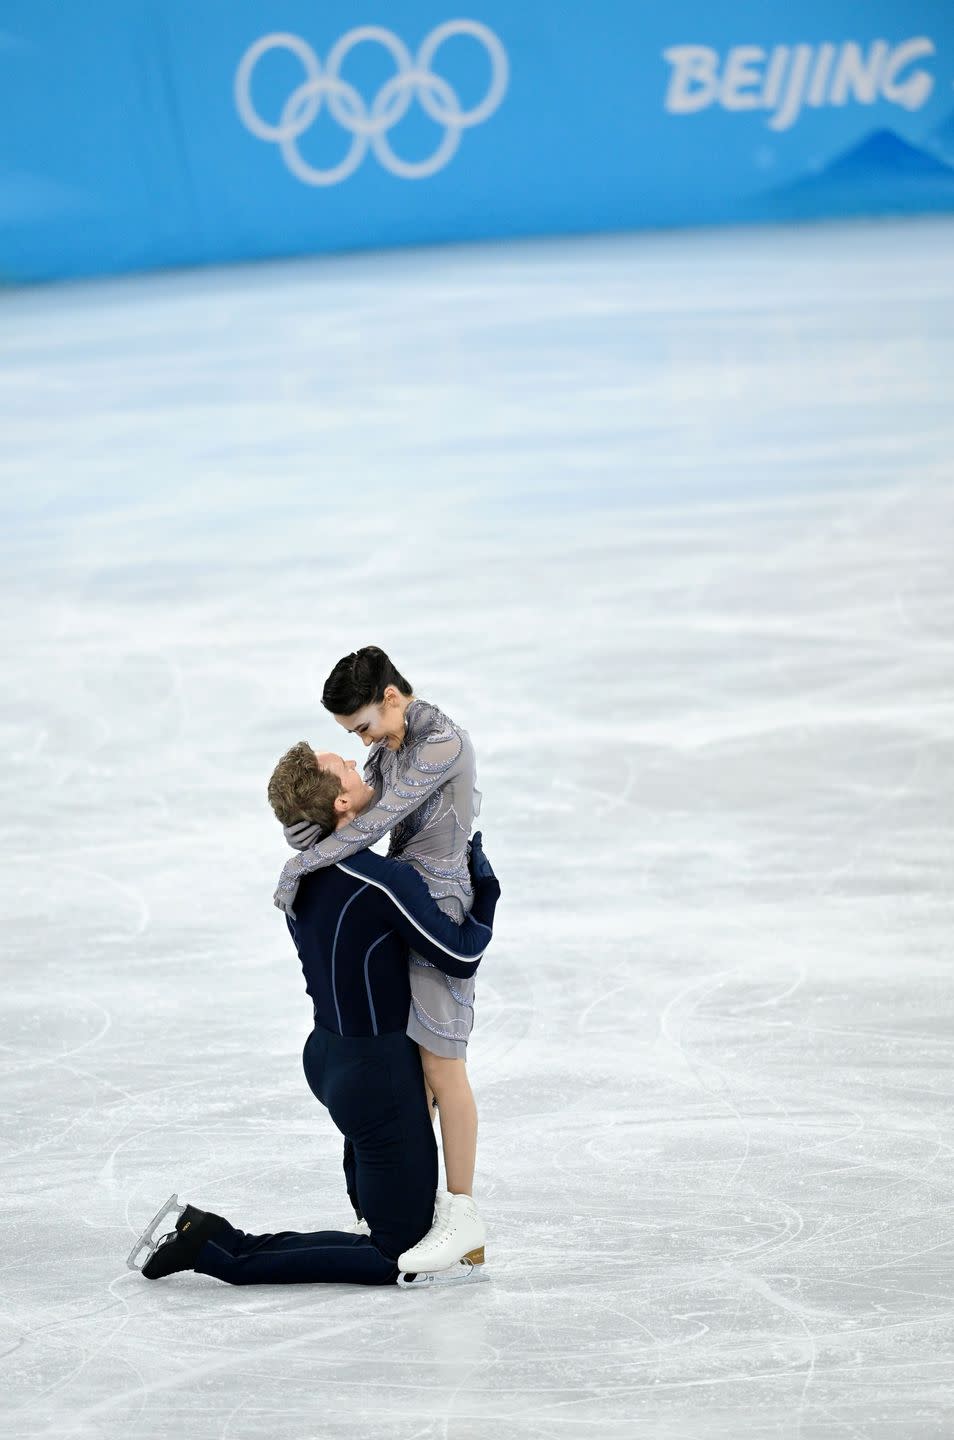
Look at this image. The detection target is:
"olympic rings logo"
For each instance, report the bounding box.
[234,22,509,185]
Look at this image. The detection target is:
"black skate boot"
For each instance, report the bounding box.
[127,1193,228,1279]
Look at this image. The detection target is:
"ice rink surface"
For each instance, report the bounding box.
[2,218,954,1439]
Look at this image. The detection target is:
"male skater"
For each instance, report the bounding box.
[128,749,500,1289]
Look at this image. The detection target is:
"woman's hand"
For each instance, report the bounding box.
[283,818,326,851]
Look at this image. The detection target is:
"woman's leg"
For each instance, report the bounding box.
[423,1070,439,1125]
[420,1051,478,1196]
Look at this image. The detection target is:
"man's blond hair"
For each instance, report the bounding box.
[267,741,341,835]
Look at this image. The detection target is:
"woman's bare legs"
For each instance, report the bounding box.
[419,1049,477,1196]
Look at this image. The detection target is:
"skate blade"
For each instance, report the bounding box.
[126,1192,184,1272]
[397,1254,486,1289]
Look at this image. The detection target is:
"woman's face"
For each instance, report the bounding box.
[334,688,407,750]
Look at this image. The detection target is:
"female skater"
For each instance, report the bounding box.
[275,646,486,1273]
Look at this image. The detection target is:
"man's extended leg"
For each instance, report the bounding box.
[194,1221,393,1285]
[130,1197,393,1286]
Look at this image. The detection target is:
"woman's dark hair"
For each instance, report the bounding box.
[321,646,413,715]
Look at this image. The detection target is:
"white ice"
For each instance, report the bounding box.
[1,218,954,1440]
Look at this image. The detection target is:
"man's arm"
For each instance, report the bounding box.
[336,835,500,979]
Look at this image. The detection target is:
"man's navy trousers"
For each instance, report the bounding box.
[195,1026,436,1285]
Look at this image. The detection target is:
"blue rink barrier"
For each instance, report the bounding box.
[3,1,954,282]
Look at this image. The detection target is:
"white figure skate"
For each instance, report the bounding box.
[397,1191,486,1282]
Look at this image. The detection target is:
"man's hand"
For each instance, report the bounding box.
[468,831,500,895]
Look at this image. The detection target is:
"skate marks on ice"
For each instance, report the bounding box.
[644,937,954,1430]
[2,221,954,1437]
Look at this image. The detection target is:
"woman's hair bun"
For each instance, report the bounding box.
[322,646,413,715]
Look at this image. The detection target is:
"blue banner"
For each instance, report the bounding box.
[3,1,954,282]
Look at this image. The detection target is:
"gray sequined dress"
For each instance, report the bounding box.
[275,699,481,1059]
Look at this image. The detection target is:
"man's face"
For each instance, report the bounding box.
[316,752,374,822]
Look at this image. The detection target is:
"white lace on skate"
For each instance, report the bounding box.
[126,1193,186,1272]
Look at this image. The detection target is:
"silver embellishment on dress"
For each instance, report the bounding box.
[410,995,472,1040]
[391,788,442,855]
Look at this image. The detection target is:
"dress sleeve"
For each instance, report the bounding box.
[336,850,495,978]
[274,726,464,914]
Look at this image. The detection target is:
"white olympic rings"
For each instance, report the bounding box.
[234,22,509,185]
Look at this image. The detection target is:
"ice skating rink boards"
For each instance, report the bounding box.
[2,219,953,1439]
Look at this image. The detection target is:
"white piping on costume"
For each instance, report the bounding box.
[363,930,392,1037]
[331,883,370,1033]
[336,860,490,961]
